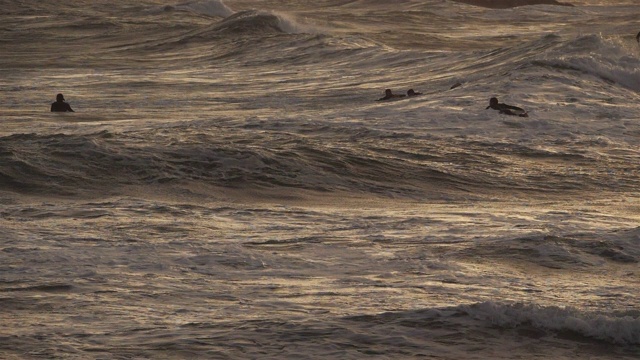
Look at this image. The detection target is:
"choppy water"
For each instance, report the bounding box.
[1,0,639,358]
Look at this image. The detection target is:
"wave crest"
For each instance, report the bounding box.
[452,0,573,8]
[209,10,320,35]
[465,302,640,345]
[533,34,640,92]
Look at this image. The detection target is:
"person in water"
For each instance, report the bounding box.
[51,93,74,112]
[486,97,528,117]
[636,31,640,43]
[377,89,405,101]
[407,89,422,97]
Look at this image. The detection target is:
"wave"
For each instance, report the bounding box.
[0,132,115,195]
[532,34,640,92]
[129,8,325,53]
[463,302,640,345]
[459,228,640,268]
[346,301,640,350]
[206,10,319,35]
[205,10,287,35]
[451,0,574,8]
[151,1,320,35]
[0,130,460,197]
[2,121,637,198]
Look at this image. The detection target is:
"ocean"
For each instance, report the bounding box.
[1,0,639,358]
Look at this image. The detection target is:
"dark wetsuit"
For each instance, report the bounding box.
[486,98,527,117]
[378,94,405,101]
[490,103,527,117]
[378,89,405,101]
[51,101,74,112]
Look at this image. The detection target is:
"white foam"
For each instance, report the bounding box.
[465,302,640,345]
[270,11,326,35]
[541,34,640,92]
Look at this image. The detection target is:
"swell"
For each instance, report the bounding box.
[457,227,640,269]
[530,34,640,93]
[1,126,636,198]
[347,302,640,347]
[0,130,467,197]
[0,0,571,76]
[160,9,313,41]
[2,301,635,359]
[79,9,330,65]
[451,0,574,8]
[460,302,640,346]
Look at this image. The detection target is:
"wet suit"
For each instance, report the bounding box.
[377,89,405,101]
[51,93,74,112]
[51,101,74,112]
[486,97,527,117]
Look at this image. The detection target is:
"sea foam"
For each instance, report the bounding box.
[464,302,640,345]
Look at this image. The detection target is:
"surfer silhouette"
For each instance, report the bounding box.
[377,89,405,101]
[407,89,422,97]
[51,93,74,112]
[486,97,528,117]
[636,31,640,43]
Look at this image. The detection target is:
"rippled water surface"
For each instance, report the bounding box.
[1,0,639,358]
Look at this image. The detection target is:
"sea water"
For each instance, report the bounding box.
[1,0,639,358]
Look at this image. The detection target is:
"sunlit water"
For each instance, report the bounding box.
[1,0,639,358]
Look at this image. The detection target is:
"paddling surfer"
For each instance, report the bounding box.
[377,89,405,101]
[486,97,528,117]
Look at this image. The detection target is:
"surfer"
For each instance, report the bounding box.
[377,89,405,101]
[51,93,74,112]
[636,31,640,43]
[407,89,422,97]
[486,97,528,117]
